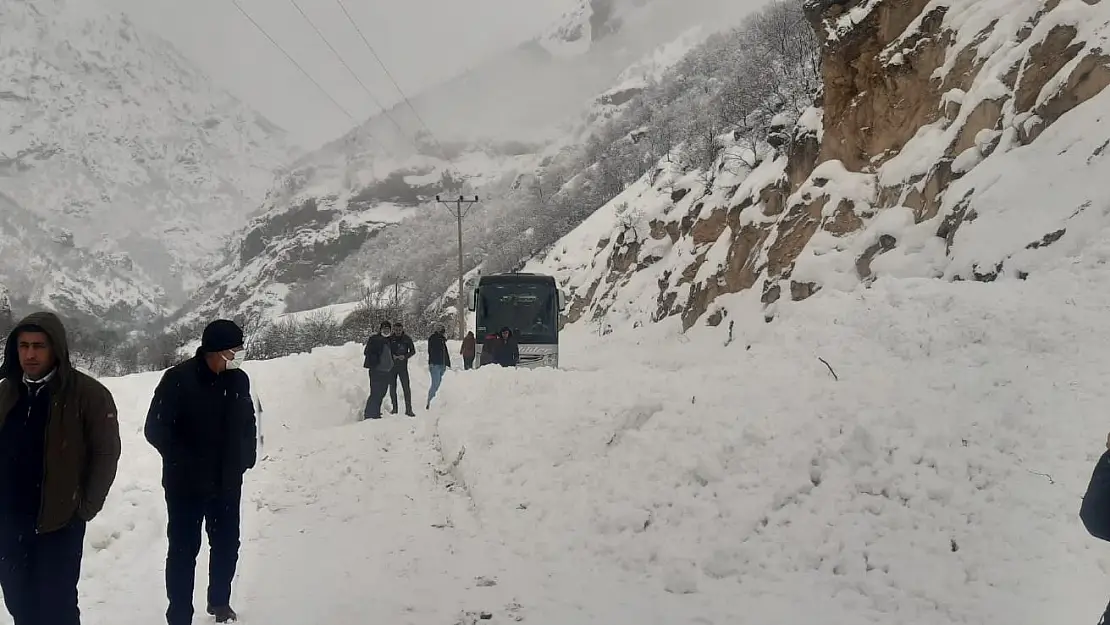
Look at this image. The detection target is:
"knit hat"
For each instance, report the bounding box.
[201,320,244,353]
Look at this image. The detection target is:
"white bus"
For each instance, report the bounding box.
[468,272,566,368]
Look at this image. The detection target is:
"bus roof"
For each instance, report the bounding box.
[478,273,556,285]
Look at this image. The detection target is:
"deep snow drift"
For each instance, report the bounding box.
[24,263,1110,624]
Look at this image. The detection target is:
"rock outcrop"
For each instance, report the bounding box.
[545,0,1110,329]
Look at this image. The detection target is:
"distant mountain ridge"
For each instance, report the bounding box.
[0,0,296,322]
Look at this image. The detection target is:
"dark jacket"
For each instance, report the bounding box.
[461,335,476,358]
[480,334,499,366]
[494,327,519,367]
[0,375,52,520]
[427,332,450,367]
[389,333,416,369]
[144,351,257,495]
[363,333,394,373]
[0,312,121,533]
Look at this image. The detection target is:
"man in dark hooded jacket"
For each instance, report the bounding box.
[144,320,257,624]
[0,312,121,625]
[494,327,519,367]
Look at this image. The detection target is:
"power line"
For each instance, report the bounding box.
[228,0,358,123]
[285,0,413,141]
[333,0,447,152]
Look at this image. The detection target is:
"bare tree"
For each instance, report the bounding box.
[299,311,343,349]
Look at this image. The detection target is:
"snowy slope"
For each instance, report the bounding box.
[0,0,293,319]
[539,0,641,57]
[536,0,1110,332]
[173,0,767,326]
[51,252,1110,624]
[173,145,544,326]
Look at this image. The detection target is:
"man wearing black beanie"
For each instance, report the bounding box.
[144,319,257,624]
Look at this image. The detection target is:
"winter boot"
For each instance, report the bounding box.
[208,605,238,623]
[406,409,416,417]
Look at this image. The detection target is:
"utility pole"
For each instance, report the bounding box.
[436,194,480,339]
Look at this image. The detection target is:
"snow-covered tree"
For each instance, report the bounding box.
[0,286,12,338]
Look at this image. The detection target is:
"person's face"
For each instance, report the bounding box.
[209,346,244,373]
[395,324,404,335]
[501,330,509,339]
[222,347,244,369]
[17,331,55,380]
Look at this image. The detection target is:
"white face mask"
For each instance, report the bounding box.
[381,330,392,337]
[222,352,241,371]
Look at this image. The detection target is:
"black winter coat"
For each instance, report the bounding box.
[427,332,450,367]
[389,333,416,368]
[363,334,393,372]
[494,328,519,367]
[144,353,257,495]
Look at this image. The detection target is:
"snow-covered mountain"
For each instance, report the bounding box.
[532,0,1110,333]
[539,0,646,57]
[0,0,294,322]
[175,0,754,326]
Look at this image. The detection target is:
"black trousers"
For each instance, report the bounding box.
[464,357,474,370]
[165,487,241,625]
[0,517,86,625]
[365,370,391,418]
[389,366,412,412]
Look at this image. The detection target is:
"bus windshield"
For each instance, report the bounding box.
[476,281,558,344]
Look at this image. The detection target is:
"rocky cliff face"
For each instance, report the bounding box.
[543,0,1110,330]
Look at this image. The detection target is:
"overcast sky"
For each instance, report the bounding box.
[103,0,576,148]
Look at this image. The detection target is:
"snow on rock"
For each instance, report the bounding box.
[0,0,294,320]
[538,0,1110,332]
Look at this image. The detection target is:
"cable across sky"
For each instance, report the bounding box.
[227,0,358,124]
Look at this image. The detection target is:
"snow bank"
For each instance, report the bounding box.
[56,253,1110,624]
[436,270,1110,624]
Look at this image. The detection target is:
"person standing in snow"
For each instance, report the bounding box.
[144,320,257,625]
[480,331,500,367]
[387,322,417,416]
[363,321,395,419]
[0,312,121,625]
[493,327,520,367]
[461,331,476,370]
[426,324,451,409]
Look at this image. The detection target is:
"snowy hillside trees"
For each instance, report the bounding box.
[0,287,12,338]
[285,0,819,318]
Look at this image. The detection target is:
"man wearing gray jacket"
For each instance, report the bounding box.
[362,321,395,420]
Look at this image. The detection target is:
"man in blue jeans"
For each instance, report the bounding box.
[426,324,450,409]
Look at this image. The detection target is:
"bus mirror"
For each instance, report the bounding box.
[557,290,567,312]
[468,288,477,312]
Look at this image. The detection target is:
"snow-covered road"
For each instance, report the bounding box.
[7,268,1110,624]
[55,345,713,625]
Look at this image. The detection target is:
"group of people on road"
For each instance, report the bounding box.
[362,323,520,419]
[0,312,257,625]
[0,309,528,625]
